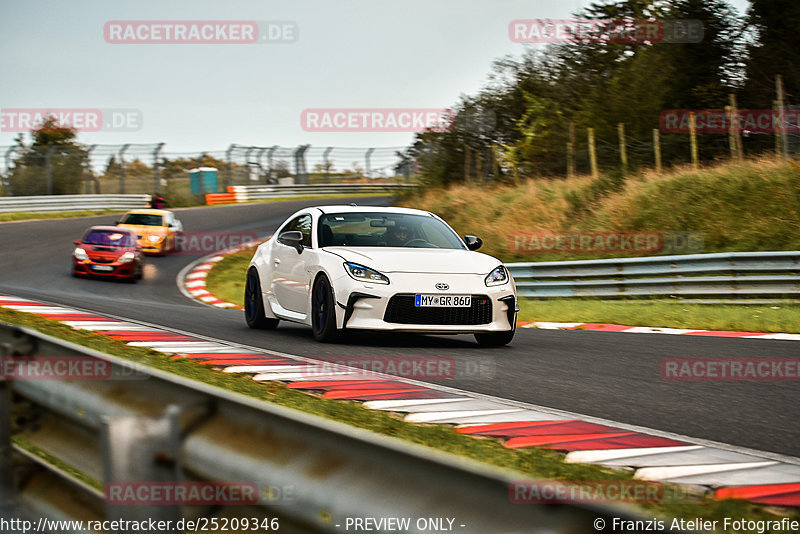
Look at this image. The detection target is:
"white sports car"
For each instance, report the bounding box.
[244,205,518,345]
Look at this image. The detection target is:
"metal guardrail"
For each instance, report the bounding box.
[0,323,653,534]
[506,251,800,297]
[0,194,151,213]
[228,183,415,202]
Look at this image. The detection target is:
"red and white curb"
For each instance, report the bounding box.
[181,254,241,309]
[519,321,800,341]
[2,292,799,508]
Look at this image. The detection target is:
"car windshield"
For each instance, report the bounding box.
[82,230,134,247]
[318,212,466,249]
[120,213,164,226]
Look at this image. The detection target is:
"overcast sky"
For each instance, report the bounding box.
[0,0,749,153]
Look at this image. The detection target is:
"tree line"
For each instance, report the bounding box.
[409,0,799,186]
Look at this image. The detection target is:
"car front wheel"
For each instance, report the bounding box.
[311,274,338,342]
[245,268,279,329]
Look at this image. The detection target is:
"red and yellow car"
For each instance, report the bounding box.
[72,226,144,282]
[116,209,183,255]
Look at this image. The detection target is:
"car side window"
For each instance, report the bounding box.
[282,214,312,248]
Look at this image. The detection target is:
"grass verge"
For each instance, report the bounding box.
[203,244,260,306]
[0,209,123,222]
[1,306,798,523]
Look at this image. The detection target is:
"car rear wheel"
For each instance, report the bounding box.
[245,268,279,329]
[311,274,338,342]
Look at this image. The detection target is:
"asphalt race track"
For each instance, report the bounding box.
[0,197,797,458]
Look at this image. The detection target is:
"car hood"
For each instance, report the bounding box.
[324,247,502,274]
[117,224,166,237]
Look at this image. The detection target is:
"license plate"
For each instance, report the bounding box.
[414,294,471,307]
[91,265,114,272]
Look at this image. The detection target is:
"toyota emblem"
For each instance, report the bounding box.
[435,283,449,290]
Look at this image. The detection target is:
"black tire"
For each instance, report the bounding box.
[311,274,338,342]
[474,329,515,347]
[134,264,143,280]
[245,268,279,329]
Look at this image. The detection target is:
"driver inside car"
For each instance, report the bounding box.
[384,225,410,247]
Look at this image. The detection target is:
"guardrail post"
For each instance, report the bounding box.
[102,405,182,532]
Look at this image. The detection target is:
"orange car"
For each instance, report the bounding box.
[116,209,183,255]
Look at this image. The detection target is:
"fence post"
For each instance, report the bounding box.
[153,143,164,193]
[588,128,598,179]
[118,144,130,194]
[567,122,576,179]
[85,145,97,194]
[689,112,699,170]
[293,144,309,184]
[267,145,278,183]
[653,129,662,174]
[776,75,789,160]
[45,145,55,194]
[729,94,743,160]
[618,122,627,176]
[365,148,375,180]
[323,147,333,181]
[225,144,234,190]
[4,146,17,195]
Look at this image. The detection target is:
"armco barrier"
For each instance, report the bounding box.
[0,322,659,533]
[506,251,800,297]
[0,194,151,213]
[225,183,415,203]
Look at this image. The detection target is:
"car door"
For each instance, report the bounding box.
[270,213,314,314]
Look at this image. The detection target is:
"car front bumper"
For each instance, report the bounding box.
[332,272,516,333]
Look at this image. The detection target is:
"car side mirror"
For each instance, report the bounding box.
[278,230,304,253]
[114,220,121,225]
[464,235,482,251]
[74,240,80,246]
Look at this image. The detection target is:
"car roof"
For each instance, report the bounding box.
[122,209,172,216]
[314,205,432,216]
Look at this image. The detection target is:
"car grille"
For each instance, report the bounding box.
[91,258,115,264]
[384,294,492,325]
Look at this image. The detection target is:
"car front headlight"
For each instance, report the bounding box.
[344,262,390,285]
[74,247,89,261]
[485,265,509,286]
[147,235,163,242]
[118,251,136,263]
